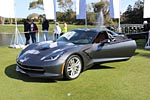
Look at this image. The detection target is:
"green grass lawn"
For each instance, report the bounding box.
[0,39,150,100]
[0,24,94,34]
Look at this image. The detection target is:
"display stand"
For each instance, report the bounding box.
[9,0,25,49]
[9,19,25,49]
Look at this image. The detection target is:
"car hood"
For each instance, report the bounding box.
[17,41,78,65]
[36,41,76,51]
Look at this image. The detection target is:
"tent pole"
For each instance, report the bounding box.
[9,0,24,48]
[85,14,87,28]
[118,17,121,32]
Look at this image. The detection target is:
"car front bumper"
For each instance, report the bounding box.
[16,62,64,79]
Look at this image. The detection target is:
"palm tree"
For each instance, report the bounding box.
[29,0,73,12]
[93,0,111,24]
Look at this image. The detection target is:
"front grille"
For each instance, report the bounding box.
[17,63,45,73]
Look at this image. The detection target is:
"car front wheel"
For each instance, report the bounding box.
[64,55,82,80]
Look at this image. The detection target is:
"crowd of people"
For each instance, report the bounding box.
[23,16,68,45]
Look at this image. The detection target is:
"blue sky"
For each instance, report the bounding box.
[15,0,136,18]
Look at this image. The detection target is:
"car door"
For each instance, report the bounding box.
[90,31,135,62]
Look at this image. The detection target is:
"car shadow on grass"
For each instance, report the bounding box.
[5,64,57,83]
[89,64,115,70]
[5,64,114,82]
[58,64,115,82]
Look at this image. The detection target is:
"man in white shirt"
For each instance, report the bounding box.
[53,22,61,40]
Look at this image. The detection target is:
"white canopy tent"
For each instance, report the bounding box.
[0,0,24,48]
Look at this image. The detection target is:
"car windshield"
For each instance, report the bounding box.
[57,30,97,44]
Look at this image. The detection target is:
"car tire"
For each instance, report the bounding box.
[64,55,82,80]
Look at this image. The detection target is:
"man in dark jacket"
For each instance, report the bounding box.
[24,19,30,45]
[42,16,49,41]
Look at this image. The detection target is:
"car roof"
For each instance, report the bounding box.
[71,27,119,36]
[72,27,109,32]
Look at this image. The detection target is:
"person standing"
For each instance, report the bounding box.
[23,19,30,45]
[29,18,38,43]
[42,16,49,41]
[53,22,61,40]
[143,21,149,31]
[61,22,67,35]
[143,20,149,42]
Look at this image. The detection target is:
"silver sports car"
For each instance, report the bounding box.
[16,28,137,80]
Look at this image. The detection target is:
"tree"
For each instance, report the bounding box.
[122,0,144,24]
[122,5,133,23]
[92,0,110,24]
[134,0,144,10]
[29,0,43,10]
[29,0,73,12]
[0,16,5,24]
[126,5,133,12]
[57,0,73,12]
[28,0,73,21]
[28,0,96,25]
[87,3,93,12]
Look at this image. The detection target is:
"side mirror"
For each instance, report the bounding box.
[96,39,110,50]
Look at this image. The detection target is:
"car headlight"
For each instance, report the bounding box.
[17,44,31,59]
[41,51,64,62]
[17,49,25,59]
